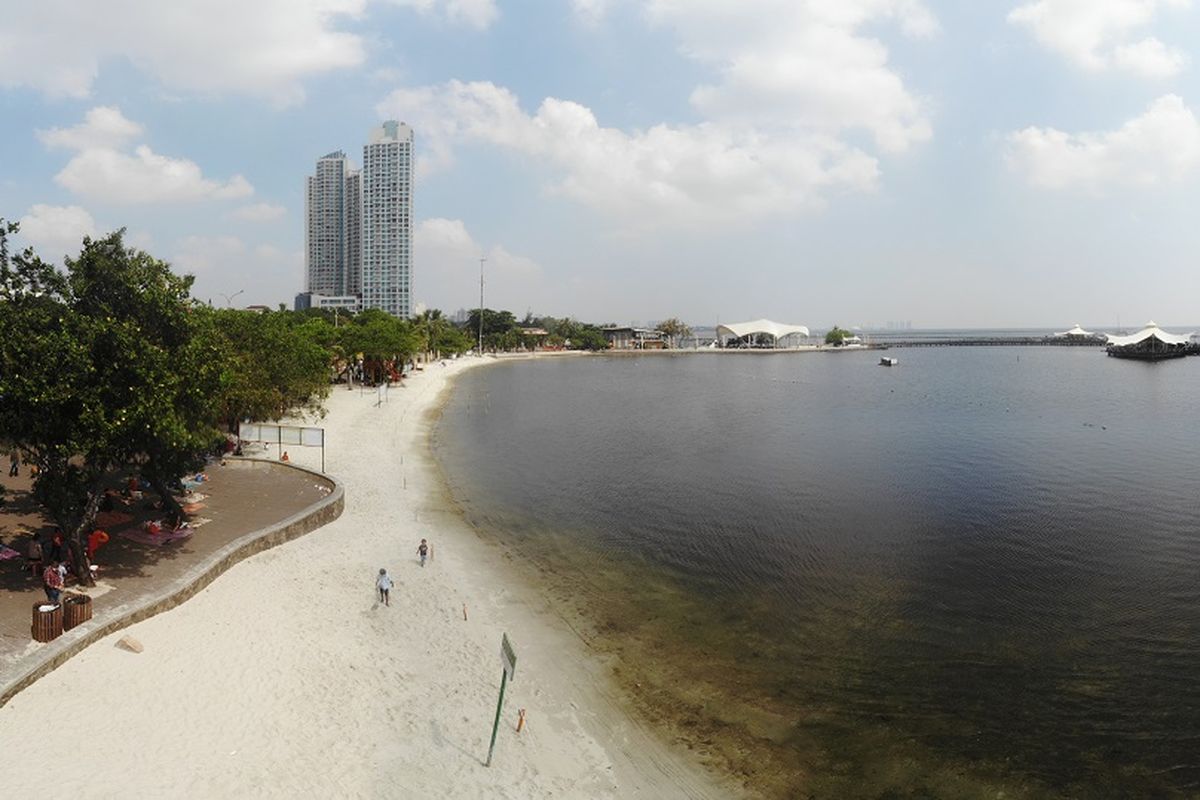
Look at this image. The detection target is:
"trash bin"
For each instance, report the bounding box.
[63,593,93,630]
[32,602,63,643]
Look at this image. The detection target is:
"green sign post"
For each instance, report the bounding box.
[486,633,518,767]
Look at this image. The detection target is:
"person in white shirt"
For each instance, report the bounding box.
[376,568,394,606]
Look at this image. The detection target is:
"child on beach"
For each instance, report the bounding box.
[376,568,393,606]
[417,538,429,567]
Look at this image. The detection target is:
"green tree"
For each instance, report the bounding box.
[655,317,693,348]
[0,224,223,582]
[825,325,852,345]
[206,308,332,429]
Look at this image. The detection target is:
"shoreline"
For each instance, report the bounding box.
[0,356,730,798]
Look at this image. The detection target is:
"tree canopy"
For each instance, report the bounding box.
[824,326,852,345]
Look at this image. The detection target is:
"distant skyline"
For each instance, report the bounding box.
[3,1,1200,328]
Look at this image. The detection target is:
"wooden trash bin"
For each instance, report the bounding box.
[63,593,93,630]
[32,602,63,643]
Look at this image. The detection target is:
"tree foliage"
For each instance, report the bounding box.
[825,326,852,345]
[655,317,693,348]
[0,223,225,580]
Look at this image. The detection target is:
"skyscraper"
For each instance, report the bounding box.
[300,122,413,316]
[360,120,413,318]
[304,151,359,299]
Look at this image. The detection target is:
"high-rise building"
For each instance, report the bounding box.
[304,151,359,298]
[301,122,413,317]
[361,121,413,318]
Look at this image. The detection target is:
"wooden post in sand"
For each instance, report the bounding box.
[486,633,518,767]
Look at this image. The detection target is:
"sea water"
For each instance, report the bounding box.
[435,346,1200,798]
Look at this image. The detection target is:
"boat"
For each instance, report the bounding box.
[879,357,898,366]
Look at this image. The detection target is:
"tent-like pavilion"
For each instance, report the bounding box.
[1055,324,1095,338]
[716,319,810,348]
[1105,321,1194,360]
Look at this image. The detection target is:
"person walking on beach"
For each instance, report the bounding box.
[43,562,64,603]
[8,448,18,477]
[376,568,394,606]
[417,538,429,567]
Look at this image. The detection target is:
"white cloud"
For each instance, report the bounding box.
[1007,94,1200,189]
[42,107,255,205]
[16,204,98,261]
[173,235,302,306]
[414,218,546,311]
[571,0,611,24]
[37,107,143,150]
[380,3,931,227]
[229,203,287,222]
[0,0,369,105]
[646,0,936,152]
[1008,0,1190,78]
[380,80,880,227]
[384,0,498,29]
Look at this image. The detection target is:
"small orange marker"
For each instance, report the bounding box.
[462,603,468,621]
[516,708,526,733]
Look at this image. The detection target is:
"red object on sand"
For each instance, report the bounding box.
[87,529,110,559]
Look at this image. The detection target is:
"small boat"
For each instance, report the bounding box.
[879,357,898,366]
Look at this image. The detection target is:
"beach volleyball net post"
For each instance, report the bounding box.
[486,633,518,767]
[238,423,326,473]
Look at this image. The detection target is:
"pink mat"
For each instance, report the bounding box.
[120,527,194,546]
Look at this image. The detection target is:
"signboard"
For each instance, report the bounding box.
[500,633,517,681]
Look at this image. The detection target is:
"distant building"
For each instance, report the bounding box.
[294,292,361,312]
[716,319,810,348]
[1105,321,1193,360]
[1055,324,1098,339]
[603,326,665,350]
[302,121,413,318]
[305,151,358,298]
[361,121,413,318]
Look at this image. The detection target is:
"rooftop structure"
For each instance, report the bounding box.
[603,326,665,350]
[1105,321,1193,360]
[1055,324,1096,338]
[716,319,810,348]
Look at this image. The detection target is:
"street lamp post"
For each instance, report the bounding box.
[478,255,486,355]
[219,289,245,308]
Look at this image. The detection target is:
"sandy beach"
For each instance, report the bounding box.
[0,357,727,799]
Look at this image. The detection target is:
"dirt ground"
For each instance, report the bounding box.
[0,457,332,664]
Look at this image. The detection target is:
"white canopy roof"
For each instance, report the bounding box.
[1056,324,1093,337]
[716,319,810,340]
[1105,321,1193,347]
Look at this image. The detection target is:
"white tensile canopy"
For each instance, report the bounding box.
[716,319,810,343]
[1056,324,1093,337]
[1105,321,1193,347]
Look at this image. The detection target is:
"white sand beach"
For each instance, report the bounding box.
[0,358,726,799]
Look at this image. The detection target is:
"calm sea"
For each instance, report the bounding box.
[435,345,1200,798]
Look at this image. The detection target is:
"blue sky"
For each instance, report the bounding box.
[3,0,1200,329]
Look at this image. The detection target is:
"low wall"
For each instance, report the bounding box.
[0,458,344,708]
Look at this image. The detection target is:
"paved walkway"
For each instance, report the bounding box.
[0,457,332,667]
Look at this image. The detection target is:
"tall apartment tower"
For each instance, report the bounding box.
[304,151,361,299]
[361,121,413,318]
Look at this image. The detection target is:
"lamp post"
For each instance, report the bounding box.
[219,289,244,308]
[478,255,486,355]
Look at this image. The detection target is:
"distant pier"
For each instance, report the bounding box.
[878,337,1200,355]
[881,337,1103,348]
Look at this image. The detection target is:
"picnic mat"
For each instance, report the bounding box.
[0,545,21,560]
[120,527,194,546]
[181,502,206,513]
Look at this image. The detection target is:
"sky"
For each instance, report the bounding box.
[3,0,1200,329]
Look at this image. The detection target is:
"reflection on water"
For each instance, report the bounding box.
[435,349,1200,798]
